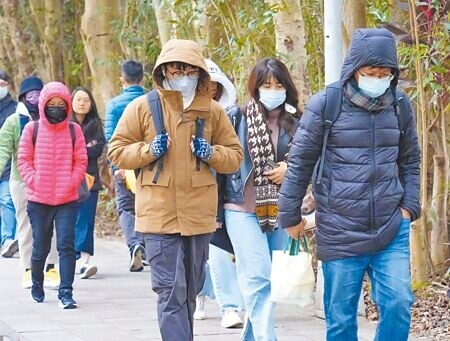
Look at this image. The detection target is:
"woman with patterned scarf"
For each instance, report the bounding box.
[221,58,301,341]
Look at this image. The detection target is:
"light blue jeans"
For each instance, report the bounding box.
[322,218,414,341]
[199,244,245,315]
[225,210,288,341]
[0,180,16,245]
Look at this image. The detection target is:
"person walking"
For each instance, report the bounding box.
[222,58,301,341]
[278,28,421,341]
[105,60,146,272]
[0,76,60,289]
[71,86,106,279]
[18,81,88,309]
[0,70,18,258]
[194,59,245,329]
[107,39,243,341]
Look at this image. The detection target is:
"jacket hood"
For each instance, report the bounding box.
[340,28,399,88]
[205,59,236,109]
[38,82,72,125]
[152,39,210,87]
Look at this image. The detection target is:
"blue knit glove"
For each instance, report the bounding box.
[150,133,169,158]
[192,137,213,161]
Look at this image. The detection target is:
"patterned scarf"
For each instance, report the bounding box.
[246,99,279,232]
[344,78,395,111]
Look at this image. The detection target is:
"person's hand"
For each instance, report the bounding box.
[263,161,287,185]
[400,207,411,220]
[114,169,126,180]
[87,140,97,147]
[150,133,170,158]
[215,221,223,229]
[191,136,213,161]
[286,218,307,239]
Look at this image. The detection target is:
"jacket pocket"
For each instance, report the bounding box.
[192,172,216,187]
[140,167,171,187]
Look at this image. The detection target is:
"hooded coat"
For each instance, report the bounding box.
[278,28,421,261]
[18,82,88,205]
[108,39,243,236]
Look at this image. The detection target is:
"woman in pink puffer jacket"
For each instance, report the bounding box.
[18,81,87,309]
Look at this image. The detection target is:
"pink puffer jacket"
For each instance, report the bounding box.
[18,82,87,206]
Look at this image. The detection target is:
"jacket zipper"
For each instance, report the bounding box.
[370,114,375,233]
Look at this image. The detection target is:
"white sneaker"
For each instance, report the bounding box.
[193,296,206,320]
[221,311,243,328]
[80,263,97,279]
[22,269,32,289]
[1,239,18,258]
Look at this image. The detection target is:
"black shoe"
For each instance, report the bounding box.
[31,283,45,303]
[129,245,144,272]
[58,289,77,309]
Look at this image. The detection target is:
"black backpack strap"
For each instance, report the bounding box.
[33,121,76,147]
[32,121,39,146]
[316,81,342,184]
[19,115,30,136]
[145,89,165,184]
[195,117,205,171]
[394,90,409,138]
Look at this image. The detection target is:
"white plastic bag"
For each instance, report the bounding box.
[270,237,315,307]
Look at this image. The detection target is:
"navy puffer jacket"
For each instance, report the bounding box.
[278,28,421,261]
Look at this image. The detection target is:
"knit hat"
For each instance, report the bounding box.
[0,70,11,83]
[18,76,44,100]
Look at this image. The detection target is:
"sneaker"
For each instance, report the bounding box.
[80,263,97,279]
[22,269,32,289]
[31,283,45,303]
[1,239,18,258]
[193,296,207,320]
[129,245,144,272]
[44,268,60,289]
[58,290,77,309]
[221,311,243,328]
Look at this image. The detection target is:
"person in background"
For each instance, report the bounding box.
[71,86,106,279]
[105,60,146,272]
[278,28,421,341]
[107,39,243,341]
[194,59,245,329]
[222,58,301,341]
[0,70,18,258]
[18,82,88,309]
[0,76,60,289]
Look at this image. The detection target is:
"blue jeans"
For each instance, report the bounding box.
[225,210,288,341]
[114,174,144,252]
[75,190,99,256]
[0,180,16,245]
[27,201,78,295]
[199,244,245,315]
[144,233,211,341]
[322,219,414,341]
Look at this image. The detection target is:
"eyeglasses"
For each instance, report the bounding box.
[166,69,200,81]
[358,70,393,80]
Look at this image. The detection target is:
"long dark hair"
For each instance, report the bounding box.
[246,58,301,135]
[71,86,105,143]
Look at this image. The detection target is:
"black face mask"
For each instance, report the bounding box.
[24,100,39,120]
[45,106,67,124]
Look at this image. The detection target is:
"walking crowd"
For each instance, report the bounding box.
[0,28,420,341]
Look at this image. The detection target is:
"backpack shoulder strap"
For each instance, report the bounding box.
[69,122,76,147]
[32,121,39,146]
[19,114,30,136]
[394,89,409,138]
[144,89,165,183]
[195,117,206,171]
[316,81,342,184]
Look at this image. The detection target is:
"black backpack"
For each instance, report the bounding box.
[135,90,205,183]
[315,81,410,185]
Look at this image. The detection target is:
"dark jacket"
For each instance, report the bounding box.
[222,106,298,207]
[278,28,421,261]
[0,94,17,180]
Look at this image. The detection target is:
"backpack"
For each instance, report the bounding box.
[135,89,205,183]
[33,121,75,147]
[315,81,410,185]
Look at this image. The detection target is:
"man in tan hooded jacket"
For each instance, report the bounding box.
[108,39,243,340]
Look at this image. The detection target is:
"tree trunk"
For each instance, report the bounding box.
[81,1,123,115]
[342,0,366,52]
[43,0,64,81]
[271,0,309,107]
[152,0,174,45]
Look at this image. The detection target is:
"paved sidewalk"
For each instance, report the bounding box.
[0,238,424,341]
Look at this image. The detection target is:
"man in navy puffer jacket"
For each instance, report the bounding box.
[105,60,146,272]
[278,28,420,341]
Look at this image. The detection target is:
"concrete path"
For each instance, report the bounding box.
[0,238,425,341]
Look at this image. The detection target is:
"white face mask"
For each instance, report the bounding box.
[0,86,8,100]
[168,76,198,99]
[259,88,286,111]
[358,75,392,98]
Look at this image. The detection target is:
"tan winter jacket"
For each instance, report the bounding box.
[108,39,243,236]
